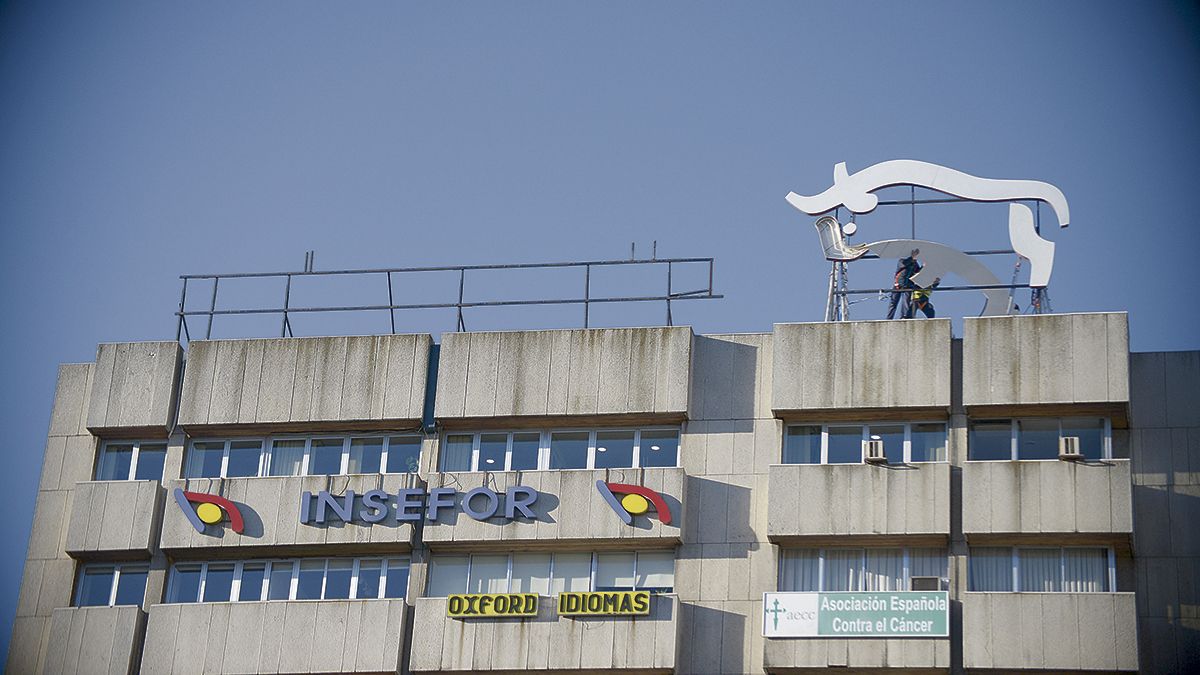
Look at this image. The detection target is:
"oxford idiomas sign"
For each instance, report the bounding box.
[762,592,949,638]
[299,486,539,524]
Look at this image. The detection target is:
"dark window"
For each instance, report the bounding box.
[133,444,167,480]
[783,426,820,464]
[639,430,679,468]
[594,431,635,469]
[549,432,589,469]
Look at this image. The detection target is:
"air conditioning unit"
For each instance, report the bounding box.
[911,576,944,591]
[1059,436,1084,461]
[864,440,887,464]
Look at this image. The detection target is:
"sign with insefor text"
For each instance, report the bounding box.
[447,593,539,618]
[558,590,651,617]
[762,591,948,638]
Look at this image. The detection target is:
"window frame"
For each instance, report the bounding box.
[426,550,676,596]
[182,433,423,479]
[164,556,411,603]
[776,546,949,592]
[781,422,948,465]
[95,440,168,481]
[438,427,681,472]
[967,418,1113,461]
[73,562,150,607]
[966,546,1117,592]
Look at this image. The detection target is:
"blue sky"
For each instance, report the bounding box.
[1,1,1198,657]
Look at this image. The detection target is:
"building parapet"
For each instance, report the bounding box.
[65,480,163,557]
[86,342,182,435]
[43,605,146,675]
[763,636,950,672]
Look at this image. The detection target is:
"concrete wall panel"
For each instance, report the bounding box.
[87,342,182,432]
[65,480,162,555]
[963,460,1133,538]
[44,606,145,675]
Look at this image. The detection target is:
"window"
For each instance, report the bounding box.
[968,546,1114,592]
[165,557,410,603]
[439,428,681,472]
[778,548,948,592]
[425,551,675,596]
[74,563,149,607]
[96,441,168,481]
[782,423,947,465]
[183,434,423,479]
[968,418,1111,461]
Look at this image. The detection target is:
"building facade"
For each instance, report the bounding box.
[7,312,1198,673]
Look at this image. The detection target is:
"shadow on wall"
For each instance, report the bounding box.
[1132,483,1200,673]
[679,603,747,674]
[684,477,756,542]
[690,336,759,420]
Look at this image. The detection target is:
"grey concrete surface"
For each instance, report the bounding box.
[141,599,407,674]
[962,592,1138,671]
[43,605,146,675]
[408,594,678,672]
[963,312,1129,409]
[767,463,950,541]
[434,327,692,421]
[962,460,1132,538]
[422,467,684,548]
[86,342,182,433]
[65,480,163,555]
[771,320,951,415]
[763,636,950,671]
[178,334,431,428]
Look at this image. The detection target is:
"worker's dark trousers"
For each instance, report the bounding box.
[909,301,935,319]
[886,289,911,319]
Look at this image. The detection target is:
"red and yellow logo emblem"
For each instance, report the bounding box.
[174,488,244,534]
[595,481,672,525]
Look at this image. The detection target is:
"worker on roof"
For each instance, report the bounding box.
[886,248,921,320]
[906,277,941,319]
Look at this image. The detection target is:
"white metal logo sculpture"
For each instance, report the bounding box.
[788,160,1069,316]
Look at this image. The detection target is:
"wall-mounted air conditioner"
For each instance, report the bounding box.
[864,439,887,464]
[1059,436,1084,461]
[910,576,945,591]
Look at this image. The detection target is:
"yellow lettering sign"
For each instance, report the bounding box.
[446,593,540,618]
[557,591,651,617]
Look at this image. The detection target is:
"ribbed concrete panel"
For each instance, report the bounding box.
[86,342,181,433]
[141,599,406,674]
[178,334,431,427]
[763,636,949,671]
[408,594,677,672]
[766,463,950,540]
[962,592,1137,670]
[159,473,422,552]
[43,605,146,675]
[65,480,162,555]
[771,320,951,414]
[963,312,1130,408]
[962,459,1132,539]
[434,327,692,421]
[422,467,684,547]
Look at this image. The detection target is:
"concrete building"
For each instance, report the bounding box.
[7,312,1198,673]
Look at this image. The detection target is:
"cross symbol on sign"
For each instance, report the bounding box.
[765,598,785,630]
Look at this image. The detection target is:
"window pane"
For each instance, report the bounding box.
[133,444,167,480]
[441,435,473,472]
[77,566,115,606]
[296,560,325,599]
[824,549,862,591]
[203,564,235,602]
[780,549,819,591]
[510,433,541,471]
[910,548,948,581]
[239,564,266,602]
[595,431,635,469]
[863,549,904,591]
[427,555,469,596]
[185,442,225,478]
[549,432,589,470]
[827,427,863,464]
[1064,548,1109,592]
[169,565,202,603]
[114,566,148,606]
[783,426,820,464]
[968,547,1012,591]
[550,553,592,594]
[468,555,509,594]
[225,441,263,478]
[269,440,305,476]
[386,436,422,473]
[910,424,947,463]
[478,434,507,471]
[1019,549,1062,591]
[324,560,352,599]
[1017,419,1059,460]
[348,438,383,474]
[869,425,905,465]
[384,559,409,599]
[970,421,1012,461]
[98,445,133,480]
[1062,418,1105,461]
[309,439,344,475]
[511,553,551,595]
[635,551,674,592]
[268,562,295,600]
[595,552,635,591]
[356,560,382,599]
[638,430,679,468]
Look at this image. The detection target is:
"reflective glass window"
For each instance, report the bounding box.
[356,560,382,599]
[308,439,344,475]
[427,555,469,596]
[509,433,541,471]
[468,555,509,594]
[133,444,167,480]
[970,421,1012,460]
[185,442,225,478]
[550,552,592,594]
[324,560,352,599]
[826,426,862,464]
[296,560,325,599]
[638,430,679,468]
[968,547,1013,591]
[594,431,635,469]
[440,435,473,472]
[1062,417,1105,460]
[202,564,235,602]
[478,434,507,471]
[169,565,202,603]
[225,441,262,478]
[635,551,674,592]
[268,561,295,600]
[783,426,820,464]
[910,423,947,462]
[549,432,589,470]
[386,436,422,473]
[1017,419,1059,460]
[113,565,148,606]
[348,438,383,474]
[77,566,115,607]
[595,552,635,591]
[269,440,305,476]
[511,553,551,595]
[97,445,133,480]
[239,564,266,601]
[384,559,409,599]
[868,425,905,465]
